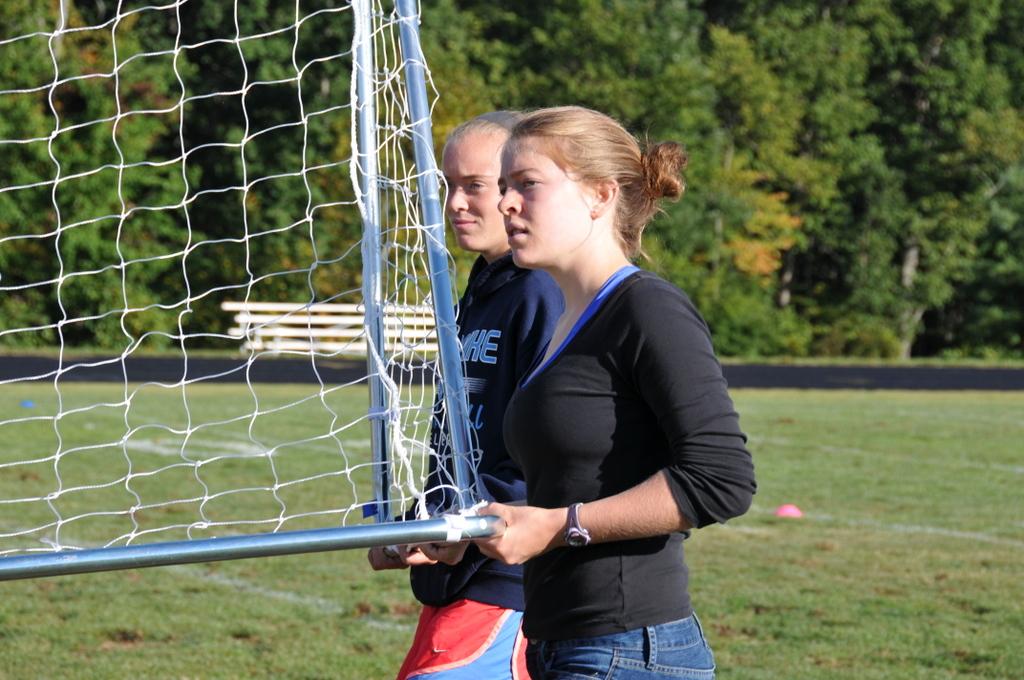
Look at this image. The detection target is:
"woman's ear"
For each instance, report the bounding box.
[587,180,619,220]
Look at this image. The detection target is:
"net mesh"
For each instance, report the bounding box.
[0,0,467,557]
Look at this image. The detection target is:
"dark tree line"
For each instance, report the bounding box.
[1,1,1021,358]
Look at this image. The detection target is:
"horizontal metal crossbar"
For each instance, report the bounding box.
[0,515,504,581]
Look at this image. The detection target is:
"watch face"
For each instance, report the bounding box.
[565,503,591,547]
[566,528,589,547]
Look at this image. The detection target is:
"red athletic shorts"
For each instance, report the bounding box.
[396,599,529,680]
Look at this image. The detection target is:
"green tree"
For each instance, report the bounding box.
[709,0,1024,357]
[928,164,1024,358]
[0,1,189,348]
[5,1,1021,358]
[0,1,364,349]
[834,0,1022,357]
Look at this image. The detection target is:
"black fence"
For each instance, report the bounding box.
[2,355,1022,390]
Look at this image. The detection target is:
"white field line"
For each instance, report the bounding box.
[125,437,372,458]
[0,520,412,631]
[168,565,413,631]
[173,566,345,613]
[737,404,1024,429]
[2,437,373,463]
[753,435,1024,475]
[855,407,1024,428]
[748,505,1024,549]
[716,524,772,535]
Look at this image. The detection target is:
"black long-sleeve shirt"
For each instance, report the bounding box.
[503,270,755,640]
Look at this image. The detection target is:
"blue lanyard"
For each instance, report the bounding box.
[521,265,639,387]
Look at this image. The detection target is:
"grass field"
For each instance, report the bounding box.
[0,381,437,556]
[0,386,1021,679]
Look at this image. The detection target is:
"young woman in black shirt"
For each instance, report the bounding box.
[474,106,757,679]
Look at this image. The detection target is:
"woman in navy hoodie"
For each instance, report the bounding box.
[367,112,563,680]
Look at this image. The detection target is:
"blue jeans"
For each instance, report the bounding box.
[526,614,715,679]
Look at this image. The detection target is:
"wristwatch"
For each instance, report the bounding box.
[564,503,591,547]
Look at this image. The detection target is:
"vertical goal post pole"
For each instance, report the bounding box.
[394,0,479,512]
[352,0,393,524]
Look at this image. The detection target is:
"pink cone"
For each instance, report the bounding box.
[774,503,803,518]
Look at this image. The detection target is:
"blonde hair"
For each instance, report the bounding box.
[445,110,523,148]
[508,106,686,258]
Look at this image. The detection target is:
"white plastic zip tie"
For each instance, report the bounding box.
[441,501,487,542]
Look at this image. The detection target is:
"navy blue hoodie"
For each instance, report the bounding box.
[410,253,562,610]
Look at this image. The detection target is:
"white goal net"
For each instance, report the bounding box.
[0,0,482,576]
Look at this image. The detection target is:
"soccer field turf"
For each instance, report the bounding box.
[0,386,1021,679]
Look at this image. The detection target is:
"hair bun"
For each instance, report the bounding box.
[641,142,687,200]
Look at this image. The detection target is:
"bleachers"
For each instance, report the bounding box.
[222,301,437,356]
